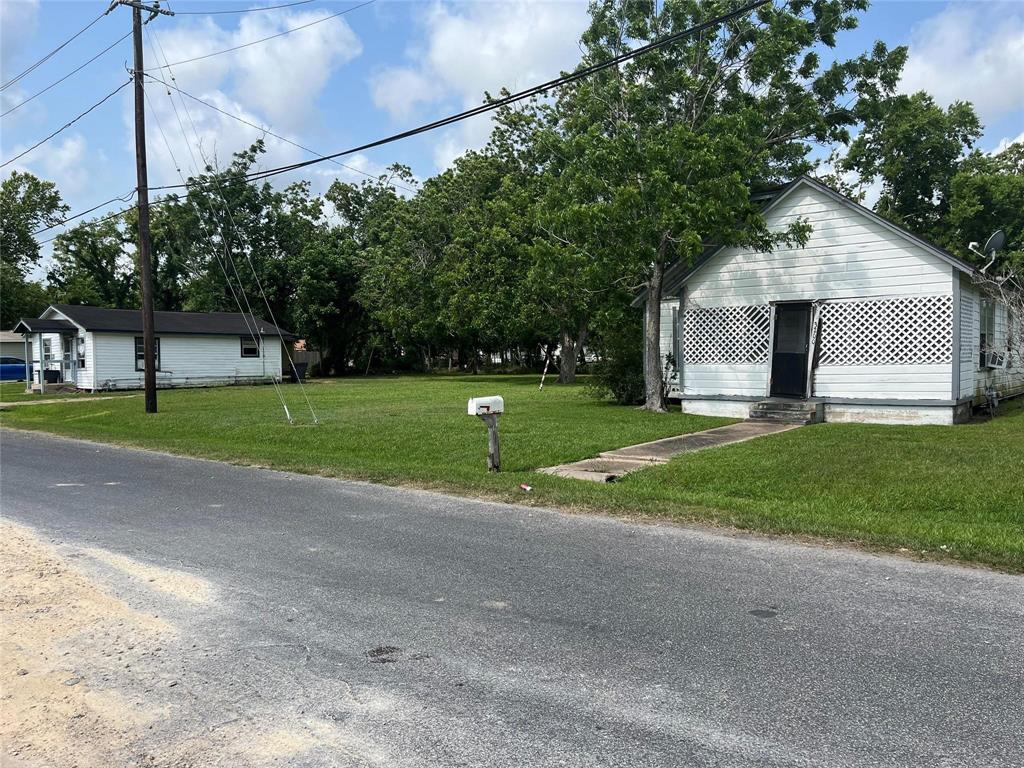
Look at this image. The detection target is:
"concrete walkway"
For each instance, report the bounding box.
[538,420,800,482]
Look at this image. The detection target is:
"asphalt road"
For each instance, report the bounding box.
[2,428,1022,767]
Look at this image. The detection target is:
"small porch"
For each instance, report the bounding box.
[11,318,82,395]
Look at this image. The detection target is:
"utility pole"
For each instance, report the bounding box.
[108,0,173,413]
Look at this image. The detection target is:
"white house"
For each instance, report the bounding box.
[12,304,293,392]
[647,176,1023,425]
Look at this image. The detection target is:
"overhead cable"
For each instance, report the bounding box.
[2,31,133,118]
[1,80,132,169]
[143,71,416,192]
[173,0,316,15]
[1,10,108,91]
[149,0,771,192]
[145,0,373,70]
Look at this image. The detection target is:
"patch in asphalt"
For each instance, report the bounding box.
[365,646,401,663]
[748,609,778,619]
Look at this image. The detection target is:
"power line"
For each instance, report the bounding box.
[31,190,138,237]
[0,80,132,169]
[37,204,137,246]
[148,25,315,423]
[2,31,133,118]
[173,0,316,15]
[38,0,768,236]
[143,71,416,192]
[150,0,771,192]
[145,0,373,70]
[1,10,108,92]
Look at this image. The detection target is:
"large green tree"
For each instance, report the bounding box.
[944,144,1024,270]
[838,92,982,241]
[48,218,135,308]
[1,171,67,327]
[529,0,904,409]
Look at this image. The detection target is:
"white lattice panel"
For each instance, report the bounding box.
[818,295,953,365]
[682,305,770,365]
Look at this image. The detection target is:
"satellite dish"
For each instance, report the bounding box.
[983,229,1006,254]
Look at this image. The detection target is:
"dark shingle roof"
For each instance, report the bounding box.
[12,318,77,333]
[48,304,295,340]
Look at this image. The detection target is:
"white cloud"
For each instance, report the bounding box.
[132,86,305,190]
[134,8,364,187]
[370,67,441,121]
[901,3,1024,122]
[993,131,1024,154]
[231,10,362,131]
[371,0,589,171]
[0,0,40,75]
[39,133,90,194]
[432,114,495,171]
[314,153,422,202]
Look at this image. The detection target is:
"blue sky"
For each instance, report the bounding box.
[2,0,1022,251]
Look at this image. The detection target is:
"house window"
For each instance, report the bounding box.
[76,337,86,370]
[134,337,161,371]
[240,335,261,358]
[979,299,996,369]
[42,338,52,361]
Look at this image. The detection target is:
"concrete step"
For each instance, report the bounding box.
[749,414,818,425]
[749,400,824,424]
[751,400,815,412]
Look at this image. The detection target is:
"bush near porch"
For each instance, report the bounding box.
[1,375,1021,571]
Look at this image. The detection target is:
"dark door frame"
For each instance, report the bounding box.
[767,301,815,399]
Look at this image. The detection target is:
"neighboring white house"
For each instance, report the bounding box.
[646,176,1023,425]
[12,304,293,392]
[0,331,25,359]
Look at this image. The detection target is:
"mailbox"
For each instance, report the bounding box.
[468,395,504,472]
[467,395,504,416]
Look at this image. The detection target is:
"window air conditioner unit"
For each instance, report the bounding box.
[984,350,1008,369]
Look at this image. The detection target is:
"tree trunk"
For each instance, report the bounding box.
[643,258,667,412]
[558,322,586,384]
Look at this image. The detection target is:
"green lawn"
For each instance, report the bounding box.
[0,381,114,404]
[2,375,1022,571]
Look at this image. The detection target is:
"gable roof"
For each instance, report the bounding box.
[634,176,978,305]
[29,304,296,340]
[12,317,78,334]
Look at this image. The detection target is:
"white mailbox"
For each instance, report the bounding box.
[467,395,504,416]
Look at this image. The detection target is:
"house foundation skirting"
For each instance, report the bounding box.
[674,395,975,426]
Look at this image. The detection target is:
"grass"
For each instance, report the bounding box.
[0,381,107,403]
[1,375,1022,571]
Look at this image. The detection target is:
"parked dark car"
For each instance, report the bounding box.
[0,356,31,382]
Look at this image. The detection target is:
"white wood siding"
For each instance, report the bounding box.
[685,184,954,307]
[659,298,680,387]
[26,332,67,387]
[79,332,96,390]
[959,281,978,399]
[91,333,283,390]
[812,365,951,399]
[682,364,767,397]
[679,182,955,402]
[959,281,1024,400]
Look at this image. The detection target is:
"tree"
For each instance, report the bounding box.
[291,232,366,374]
[0,171,68,327]
[48,218,135,308]
[490,99,607,383]
[0,262,50,328]
[532,0,905,409]
[945,144,1024,270]
[0,171,68,274]
[837,92,982,240]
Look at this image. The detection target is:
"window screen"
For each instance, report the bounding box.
[134,337,161,371]
[240,336,260,358]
